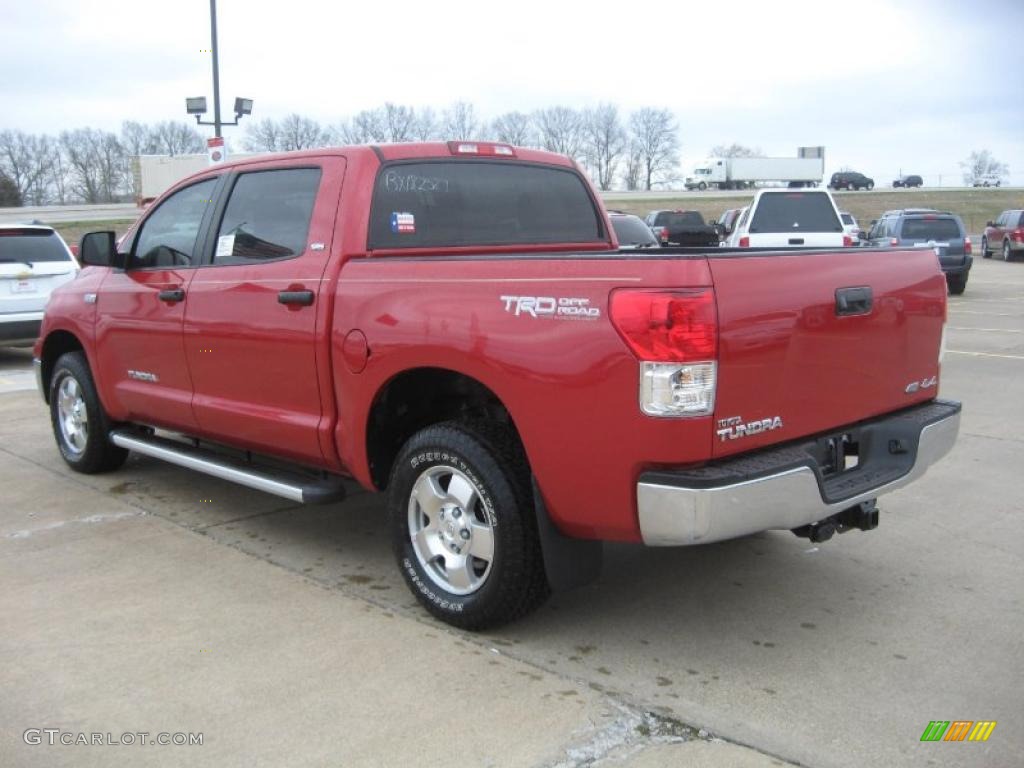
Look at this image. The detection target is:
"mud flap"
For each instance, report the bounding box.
[532,477,602,592]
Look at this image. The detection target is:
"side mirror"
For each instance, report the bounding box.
[986,221,996,228]
[79,231,121,268]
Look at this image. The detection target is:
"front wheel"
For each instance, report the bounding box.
[866,182,874,191]
[698,181,707,191]
[1004,241,1013,262]
[947,275,967,295]
[388,422,549,630]
[982,237,991,258]
[49,352,129,473]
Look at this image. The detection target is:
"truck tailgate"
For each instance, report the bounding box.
[708,248,947,458]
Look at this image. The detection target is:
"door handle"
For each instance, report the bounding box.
[278,290,315,306]
[835,286,872,316]
[158,288,185,302]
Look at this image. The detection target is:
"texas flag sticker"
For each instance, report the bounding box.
[390,212,416,234]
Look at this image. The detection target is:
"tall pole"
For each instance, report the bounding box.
[209,0,222,138]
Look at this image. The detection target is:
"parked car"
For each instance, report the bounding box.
[0,224,80,346]
[972,174,1002,188]
[982,209,1024,261]
[864,209,972,294]
[34,142,960,629]
[840,211,861,240]
[829,171,875,191]
[609,212,659,250]
[715,208,743,239]
[643,210,719,247]
[892,175,923,188]
[725,189,851,248]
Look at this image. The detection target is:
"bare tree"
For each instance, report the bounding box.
[711,143,763,158]
[277,114,325,151]
[334,109,387,145]
[960,149,1009,185]
[623,141,644,191]
[582,104,626,191]
[383,103,418,142]
[629,108,680,190]
[412,108,438,141]
[0,130,54,205]
[442,102,478,140]
[490,111,534,146]
[243,118,281,152]
[534,106,584,158]
[60,129,124,203]
[151,121,205,156]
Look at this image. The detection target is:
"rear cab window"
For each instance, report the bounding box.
[0,229,72,263]
[748,192,842,234]
[368,161,604,250]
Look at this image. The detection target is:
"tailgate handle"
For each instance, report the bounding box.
[835,286,872,316]
[788,237,805,245]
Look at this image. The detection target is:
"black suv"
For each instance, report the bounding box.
[864,209,972,294]
[829,171,874,191]
[892,174,923,188]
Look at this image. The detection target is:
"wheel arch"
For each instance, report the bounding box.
[365,366,523,492]
[39,329,86,404]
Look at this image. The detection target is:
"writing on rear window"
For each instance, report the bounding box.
[369,161,603,249]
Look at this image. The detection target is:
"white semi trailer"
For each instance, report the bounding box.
[685,151,824,191]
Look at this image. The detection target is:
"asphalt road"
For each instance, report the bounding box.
[2,256,1021,767]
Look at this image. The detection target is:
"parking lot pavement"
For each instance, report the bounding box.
[2,257,1022,768]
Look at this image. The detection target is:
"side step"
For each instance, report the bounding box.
[109,430,347,504]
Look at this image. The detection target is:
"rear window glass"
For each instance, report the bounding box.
[0,230,71,263]
[612,216,658,246]
[368,161,602,249]
[900,218,961,241]
[1017,212,1024,228]
[664,212,704,228]
[748,193,842,233]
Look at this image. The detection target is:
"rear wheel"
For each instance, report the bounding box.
[388,422,549,630]
[1004,241,1013,262]
[866,181,874,191]
[49,352,129,473]
[981,237,991,258]
[947,275,967,295]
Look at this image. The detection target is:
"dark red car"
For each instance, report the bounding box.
[982,210,1024,261]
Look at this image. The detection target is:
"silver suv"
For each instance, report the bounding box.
[0,224,80,346]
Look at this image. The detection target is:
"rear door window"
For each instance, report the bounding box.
[369,161,603,249]
[900,218,961,241]
[0,229,71,263]
[748,192,842,233]
[213,168,321,265]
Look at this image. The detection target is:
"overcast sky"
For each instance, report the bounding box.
[3,0,1023,185]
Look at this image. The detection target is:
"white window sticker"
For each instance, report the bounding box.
[216,234,235,258]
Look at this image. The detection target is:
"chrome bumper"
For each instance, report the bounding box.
[637,402,961,546]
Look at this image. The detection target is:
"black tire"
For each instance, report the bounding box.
[982,237,991,258]
[698,181,707,191]
[947,275,967,295]
[1004,241,1013,262]
[49,351,129,473]
[388,421,549,630]
[866,181,875,191]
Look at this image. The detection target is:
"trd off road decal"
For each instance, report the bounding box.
[500,295,600,320]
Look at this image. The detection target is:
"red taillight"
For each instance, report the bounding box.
[739,236,750,247]
[843,235,853,247]
[964,237,972,255]
[890,237,899,246]
[659,226,669,242]
[1012,229,1024,242]
[609,289,718,362]
[69,244,79,257]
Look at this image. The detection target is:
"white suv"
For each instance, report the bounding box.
[725,189,851,248]
[0,224,80,346]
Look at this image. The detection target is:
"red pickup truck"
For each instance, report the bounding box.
[34,142,960,629]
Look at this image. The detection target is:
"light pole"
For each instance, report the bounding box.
[185,0,253,136]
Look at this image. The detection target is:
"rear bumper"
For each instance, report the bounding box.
[0,312,44,345]
[637,400,961,546]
